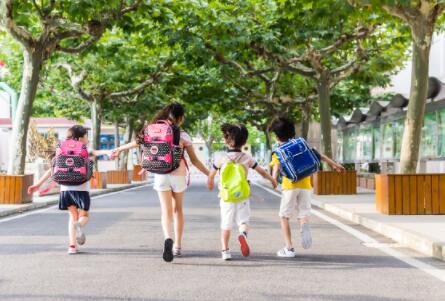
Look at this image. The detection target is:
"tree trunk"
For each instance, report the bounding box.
[90,98,102,171]
[114,121,121,170]
[301,101,312,140]
[119,117,134,171]
[316,74,333,160]
[264,128,272,151]
[7,49,44,175]
[399,28,432,174]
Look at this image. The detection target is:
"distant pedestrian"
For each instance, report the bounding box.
[207,123,277,260]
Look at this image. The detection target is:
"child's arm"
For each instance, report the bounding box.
[111,141,139,159]
[185,145,210,176]
[27,169,52,194]
[207,169,217,190]
[254,165,278,188]
[319,153,345,172]
[90,149,112,157]
[271,163,280,182]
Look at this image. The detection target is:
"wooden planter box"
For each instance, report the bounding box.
[90,172,107,189]
[0,174,34,204]
[313,171,357,195]
[106,170,131,184]
[376,174,445,215]
[132,165,146,182]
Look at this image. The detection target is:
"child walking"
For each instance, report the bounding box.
[270,117,344,257]
[208,123,277,260]
[111,102,209,262]
[28,125,111,254]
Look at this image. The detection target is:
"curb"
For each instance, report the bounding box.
[0,182,150,219]
[254,179,445,262]
[311,198,445,262]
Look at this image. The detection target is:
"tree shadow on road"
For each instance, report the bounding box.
[172,252,414,270]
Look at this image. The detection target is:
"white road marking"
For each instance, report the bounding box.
[254,183,445,283]
[0,184,151,224]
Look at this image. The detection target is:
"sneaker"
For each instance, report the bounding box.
[221,249,232,260]
[277,247,296,258]
[163,238,174,262]
[301,223,312,249]
[75,222,86,246]
[173,248,182,257]
[238,233,250,257]
[67,245,77,255]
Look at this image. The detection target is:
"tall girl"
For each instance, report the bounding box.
[112,102,209,262]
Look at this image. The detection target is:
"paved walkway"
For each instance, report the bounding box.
[310,188,445,262]
[1,180,445,301]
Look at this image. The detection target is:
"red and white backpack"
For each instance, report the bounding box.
[141,120,183,174]
[51,139,93,185]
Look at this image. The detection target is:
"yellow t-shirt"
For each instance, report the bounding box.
[270,153,312,190]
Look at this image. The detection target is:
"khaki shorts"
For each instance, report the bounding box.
[220,199,250,230]
[279,188,311,218]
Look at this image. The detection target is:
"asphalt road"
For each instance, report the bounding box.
[1,180,445,301]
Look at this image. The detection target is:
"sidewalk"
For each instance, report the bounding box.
[0,183,150,219]
[311,189,445,262]
[256,179,445,262]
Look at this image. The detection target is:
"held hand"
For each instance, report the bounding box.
[207,178,214,190]
[271,178,278,189]
[27,185,39,195]
[110,148,120,160]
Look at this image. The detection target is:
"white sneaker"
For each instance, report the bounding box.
[67,246,77,255]
[277,247,296,258]
[173,248,182,257]
[301,223,312,249]
[75,222,86,246]
[221,250,232,260]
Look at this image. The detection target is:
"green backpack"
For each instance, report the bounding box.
[220,154,250,203]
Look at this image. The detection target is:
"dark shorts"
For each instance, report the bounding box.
[59,191,91,211]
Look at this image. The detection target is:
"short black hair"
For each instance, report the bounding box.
[221,123,249,149]
[67,125,87,141]
[270,117,296,142]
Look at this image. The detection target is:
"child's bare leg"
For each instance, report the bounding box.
[280,217,293,249]
[299,216,312,249]
[221,229,231,250]
[158,191,174,239]
[172,191,185,249]
[78,210,89,227]
[68,206,79,246]
[239,223,249,234]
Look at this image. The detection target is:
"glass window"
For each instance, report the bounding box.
[343,129,357,162]
[358,126,372,161]
[439,109,445,156]
[373,126,381,161]
[421,112,437,157]
[393,119,404,159]
[382,122,394,159]
[336,131,344,162]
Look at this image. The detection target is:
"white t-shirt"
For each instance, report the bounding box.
[60,182,90,192]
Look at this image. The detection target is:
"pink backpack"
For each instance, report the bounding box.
[141,120,183,174]
[51,140,93,185]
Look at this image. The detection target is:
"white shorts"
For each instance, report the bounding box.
[153,174,187,193]
[220,199,250,230]
[279,188,312,218]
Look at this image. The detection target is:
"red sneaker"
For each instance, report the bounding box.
[238,233,250,257]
